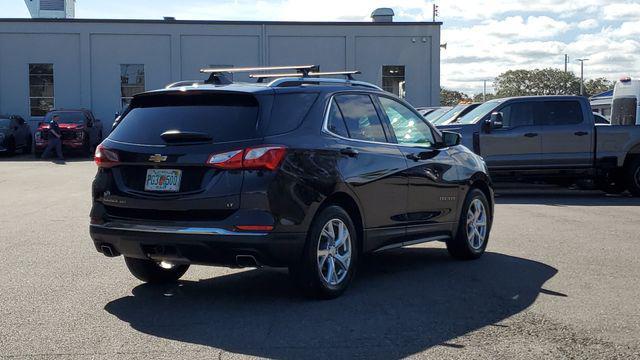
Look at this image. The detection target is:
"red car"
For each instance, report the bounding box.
[35,109,103,157]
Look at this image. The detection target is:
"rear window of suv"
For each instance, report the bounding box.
[110,92,259,145]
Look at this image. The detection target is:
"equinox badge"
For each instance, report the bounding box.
[148,154,168,163]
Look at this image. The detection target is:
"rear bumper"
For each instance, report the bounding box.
[89,221,306,268]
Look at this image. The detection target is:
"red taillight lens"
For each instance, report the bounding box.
[206,145,286,171]
[243,146,287,170]
[206,149,244,169]
[94,144,120,168]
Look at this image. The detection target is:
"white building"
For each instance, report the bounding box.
[0,8,441,131]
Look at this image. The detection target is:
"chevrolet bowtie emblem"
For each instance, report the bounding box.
[148,154,168,163]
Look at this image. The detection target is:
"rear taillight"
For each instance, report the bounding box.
[206,145,287,171]
[206,149,244,169]
[94,144,120,168]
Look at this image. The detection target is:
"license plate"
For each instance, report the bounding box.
[144,169,182,192]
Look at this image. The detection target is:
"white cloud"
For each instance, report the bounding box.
[602,3,640,21]
[578,19,598,30]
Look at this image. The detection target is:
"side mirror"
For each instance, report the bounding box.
[441,131,461,147]
[485,112,503,132]
[114,112,120,120]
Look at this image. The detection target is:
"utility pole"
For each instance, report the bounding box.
[432,4,439,22]
[564,54,569,72]
[576,58,589,96]
[483,80,487,102]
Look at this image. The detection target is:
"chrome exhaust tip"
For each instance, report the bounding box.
[100,244,119,257]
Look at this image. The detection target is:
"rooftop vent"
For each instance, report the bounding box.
[371,8,394,23]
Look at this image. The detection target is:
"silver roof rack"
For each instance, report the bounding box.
[200,65,317,74]
[267,77,382,91]
[164,65,381,91]
[250,70,362,82]
[200,65,319,84]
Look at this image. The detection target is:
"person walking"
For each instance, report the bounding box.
[42,115,64,161]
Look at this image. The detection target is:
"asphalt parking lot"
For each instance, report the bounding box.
[1,155,640,359]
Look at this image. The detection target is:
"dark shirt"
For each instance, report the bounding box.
[49,120,61,139]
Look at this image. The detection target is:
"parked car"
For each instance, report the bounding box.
[89,66,494,299]
[35,109,103,157]
[0,115,31,155]
[415,106,439,117]
[432,102,481,125]
[423,106,453,123]
[436,95,640,195]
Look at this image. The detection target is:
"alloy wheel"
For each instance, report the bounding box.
[466,198,487,250]
[317,218,352,286]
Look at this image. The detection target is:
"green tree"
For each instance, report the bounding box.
[472,93,498,102]
[494,68,581,97]
[584,78,614,97]
[440,88,470,106]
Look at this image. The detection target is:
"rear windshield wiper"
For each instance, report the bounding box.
[160,130,213,143]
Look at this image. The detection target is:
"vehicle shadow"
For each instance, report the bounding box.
[104,248,557,359]
[0,153,91,162]
[496,193,640,206]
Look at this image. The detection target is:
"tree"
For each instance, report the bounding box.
[472,93,498,102]
[440,88,470,106]
[584,78,614,97]
[493,68,581,97]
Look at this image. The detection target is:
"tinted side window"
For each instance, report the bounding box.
[266,93,318,135]
[541,101,582,126]
[379,96,435,146]
[334,95,387,142]
[498,102,535,128]
[326,99,349,138]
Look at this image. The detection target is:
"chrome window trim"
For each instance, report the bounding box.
[91,223,268,236]
[321,94,437,150]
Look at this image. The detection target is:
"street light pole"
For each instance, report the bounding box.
[576,58,589,96]
[483,80,487,102]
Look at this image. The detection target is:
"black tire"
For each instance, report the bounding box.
[23,136,32,154]
[447,188,492,260]
[290,205,358,299]
[625,157,640,197]
[599,180,626,194]
[124,256,189,284]
[6,137,15,156]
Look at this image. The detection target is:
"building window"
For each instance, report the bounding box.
[120,64,145,109]
[382,65,406,99]
[29,64,55,117]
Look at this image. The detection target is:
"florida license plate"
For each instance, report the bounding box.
[144,169,182,192]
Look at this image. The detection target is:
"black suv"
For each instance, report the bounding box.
[90,66,494,298]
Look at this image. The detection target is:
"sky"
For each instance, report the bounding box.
[4,0,640,95]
